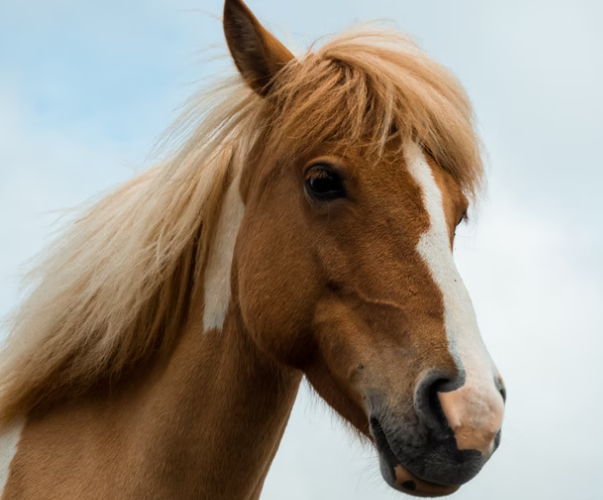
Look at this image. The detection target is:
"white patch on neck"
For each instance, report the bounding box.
[0,417,25,494]
[203,171,245,331]
[405,143,503,450]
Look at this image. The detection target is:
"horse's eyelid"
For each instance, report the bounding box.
[306,162,340,175]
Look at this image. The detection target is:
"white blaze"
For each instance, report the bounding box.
[0,417,25,494]
[405,143,503,454]
[203,171,245,331]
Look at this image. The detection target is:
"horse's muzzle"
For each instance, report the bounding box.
[369,414,501,497]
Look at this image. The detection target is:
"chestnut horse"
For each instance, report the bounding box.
[0,0,505,498]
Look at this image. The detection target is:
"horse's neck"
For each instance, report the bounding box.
[138,306,303,499]
[1,307,302,500]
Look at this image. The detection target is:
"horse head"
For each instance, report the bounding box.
[224,0,505,495]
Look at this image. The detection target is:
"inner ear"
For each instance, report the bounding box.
[223,0,295,96]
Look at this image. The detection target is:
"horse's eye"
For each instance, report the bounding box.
[305,164,346,201]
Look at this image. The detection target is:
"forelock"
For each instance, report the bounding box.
[265,26,484,200]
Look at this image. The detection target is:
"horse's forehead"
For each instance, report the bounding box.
[353,150,463,232]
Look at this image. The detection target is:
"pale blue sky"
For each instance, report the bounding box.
[1,1,602,499]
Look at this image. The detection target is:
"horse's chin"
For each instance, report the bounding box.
[372,425,461,497]
[378,457,460,498]
[369,413,477,497]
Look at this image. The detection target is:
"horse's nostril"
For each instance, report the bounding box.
[415,373,453,431]
[499,386,507,402]
[495,377,507,402]
[428,379,449,427]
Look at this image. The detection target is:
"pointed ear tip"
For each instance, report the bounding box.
[222,0,294,96]
[224,0,249,16]
[223,0,236,17]
[223,0,259,35]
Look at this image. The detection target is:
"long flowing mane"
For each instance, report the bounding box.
[0,27,483,424]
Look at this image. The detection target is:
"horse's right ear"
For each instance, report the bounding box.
[223,0,295,96]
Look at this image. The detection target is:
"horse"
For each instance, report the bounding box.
[0,0,505,498]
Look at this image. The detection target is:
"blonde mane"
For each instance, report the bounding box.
[0,27,483,423]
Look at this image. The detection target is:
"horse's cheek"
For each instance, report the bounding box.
[235,218,321,365]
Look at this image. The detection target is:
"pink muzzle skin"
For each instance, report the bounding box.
[438,381,505,457]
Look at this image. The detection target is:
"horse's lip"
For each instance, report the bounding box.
[370,417,400,468]
[370,416,455,491]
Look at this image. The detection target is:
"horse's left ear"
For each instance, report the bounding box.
[223,0,295,96]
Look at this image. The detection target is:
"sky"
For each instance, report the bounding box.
[1,0,602,499]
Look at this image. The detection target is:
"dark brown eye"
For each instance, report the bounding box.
[305,164,346,201]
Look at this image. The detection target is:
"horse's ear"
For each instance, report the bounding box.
[223,0,295,96]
